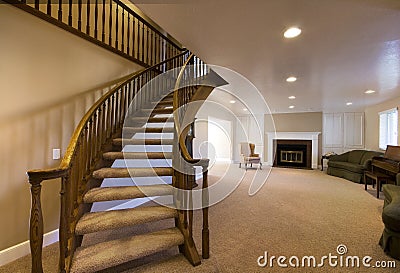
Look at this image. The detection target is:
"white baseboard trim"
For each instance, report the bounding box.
[0,195,158,266]
[0,229,59,267]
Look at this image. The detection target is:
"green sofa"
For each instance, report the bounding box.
[327,150,383,183]
[380,184,400,260]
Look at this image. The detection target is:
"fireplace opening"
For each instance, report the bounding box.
[273,139,312,169]
[281,150,303,164]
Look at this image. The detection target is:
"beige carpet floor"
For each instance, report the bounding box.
[1,165,397,272]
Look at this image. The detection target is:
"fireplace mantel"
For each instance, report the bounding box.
[266,132,321,169]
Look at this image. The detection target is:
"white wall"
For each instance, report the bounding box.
[208,117,232,161]
[235,115,264,162]
[193,102,237,163]
[192,101,265,165]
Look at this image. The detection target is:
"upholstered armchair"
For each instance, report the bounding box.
[239,142,262,169]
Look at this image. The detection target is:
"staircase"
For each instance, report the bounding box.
[27,52,226,272]
[69,93,184,273]
[9,1,228,271]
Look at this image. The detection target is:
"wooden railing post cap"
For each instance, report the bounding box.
[27,168,68,183]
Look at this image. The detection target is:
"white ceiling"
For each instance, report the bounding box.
[134,0,400,113]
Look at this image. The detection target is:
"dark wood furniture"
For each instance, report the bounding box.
[372,145,400,174]
[321,154,334,171]
[364,170,390,198]
[368,145,400,198]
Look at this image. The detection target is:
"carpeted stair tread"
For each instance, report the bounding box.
[113,138,174,146]
[130,116,174,123]
[142,108,173,114]
[83,184,174,203]
[103,152,172,160]
[152,100,173,106]
[75,206,178,235]
[93,167,173,179]
[70,228,184,273]
[124,127,174,133]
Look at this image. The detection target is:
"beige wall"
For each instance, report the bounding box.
[365,96,400,151]
[264,112,323,164]
[0,5,142,250]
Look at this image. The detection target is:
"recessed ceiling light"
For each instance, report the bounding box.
[229,100,236,104]
[243,108,248,111]
[284,27,302,38]
[289,105,295,109]
[288,96,296,99]
[365,90,376,94]
[286,76,297,82]
[346,102,353,106]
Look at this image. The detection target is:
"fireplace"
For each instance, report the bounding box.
[273,139,312,169]
[266,132,321,169]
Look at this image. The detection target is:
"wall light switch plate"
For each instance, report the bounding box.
[53,149,61,160]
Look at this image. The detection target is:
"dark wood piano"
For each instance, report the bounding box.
[371,145,400,184]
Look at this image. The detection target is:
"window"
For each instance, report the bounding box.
[379,108,398,150]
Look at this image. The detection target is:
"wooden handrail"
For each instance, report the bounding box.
[27,50,188,180]
[173,54,210,167]
[27,51,190,273]
[172,53,212,262]
[173,54,197,163]
[171,53,227,261]
[4,0,185,68]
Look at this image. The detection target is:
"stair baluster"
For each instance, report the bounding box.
[101,0,105,42]
[94,0,98,38]
[141,22,145,62]
[109,1,113,45]
[78,0,82,31]
[86,0,90,35]
[122,8,125,53]
[115,3,119,49]
[68,0,72,26]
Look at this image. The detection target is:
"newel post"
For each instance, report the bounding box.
[202,166,209,259]
[29,176,44,273]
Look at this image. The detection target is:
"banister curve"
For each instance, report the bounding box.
[173,54,195,163]
[27,50,189,182]
[173,54,210,167]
